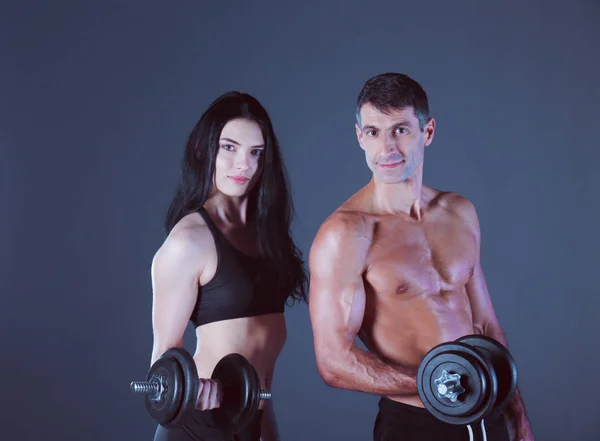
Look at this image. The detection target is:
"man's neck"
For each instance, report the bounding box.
[370,165,424,220]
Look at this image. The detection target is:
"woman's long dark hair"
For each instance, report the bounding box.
[164,91,308,304]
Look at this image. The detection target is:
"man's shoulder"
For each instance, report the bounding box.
[310,206,373,261]
[429,189,477,215]
[318,206,371,240]
[431,190,480,231]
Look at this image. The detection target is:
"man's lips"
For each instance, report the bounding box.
[379,160,404,169]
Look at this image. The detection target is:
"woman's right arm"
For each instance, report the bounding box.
[150,226,206,366]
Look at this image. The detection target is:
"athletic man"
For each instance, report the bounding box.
[308,73,534,440]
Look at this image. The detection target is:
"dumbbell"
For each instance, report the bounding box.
[416,334,518,426]
[130,347,271,433]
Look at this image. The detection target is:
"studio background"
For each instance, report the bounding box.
[1,1,599,440]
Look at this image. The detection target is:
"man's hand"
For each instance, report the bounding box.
[195,378,222,410]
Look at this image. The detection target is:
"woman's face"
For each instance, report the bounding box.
[213,118,265,198]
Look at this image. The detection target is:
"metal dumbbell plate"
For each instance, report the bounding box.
[211,353,262,433]
[144,357,183,425]
[456,335,518,417]
[147,347,199,429]
[417,342,498,425]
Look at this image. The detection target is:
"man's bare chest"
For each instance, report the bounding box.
[363,218,477,296]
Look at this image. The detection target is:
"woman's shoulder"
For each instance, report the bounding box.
[154,212,215,267]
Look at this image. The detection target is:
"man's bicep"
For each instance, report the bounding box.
[466,262,507,348]
[465,219,502,336]
[454,196,498,334]
[308,225,367,367]
[309,268,366,343]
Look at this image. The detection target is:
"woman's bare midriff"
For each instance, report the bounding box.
[192,312,287,410]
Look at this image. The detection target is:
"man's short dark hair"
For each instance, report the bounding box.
[356,73,431,131]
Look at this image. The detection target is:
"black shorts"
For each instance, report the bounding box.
[373,397,510,441]
[153,409,263,441]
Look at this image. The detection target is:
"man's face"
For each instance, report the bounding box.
[355,103,435,184]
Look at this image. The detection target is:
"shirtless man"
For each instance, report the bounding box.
[308,73,534,441]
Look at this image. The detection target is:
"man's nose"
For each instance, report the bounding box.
[381,133,397,152]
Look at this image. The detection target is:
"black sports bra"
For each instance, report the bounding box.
[189,207,288,327]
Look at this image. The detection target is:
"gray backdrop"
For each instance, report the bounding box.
[2,0,599,440]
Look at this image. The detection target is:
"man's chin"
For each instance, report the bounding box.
[375,174,408,185]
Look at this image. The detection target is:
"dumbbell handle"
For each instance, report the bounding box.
[130,378,272,401]
[131,380,160,394]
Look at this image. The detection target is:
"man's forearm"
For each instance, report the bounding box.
[504,388,532,438]
[321,346,418,397]
[485,326,532,437]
